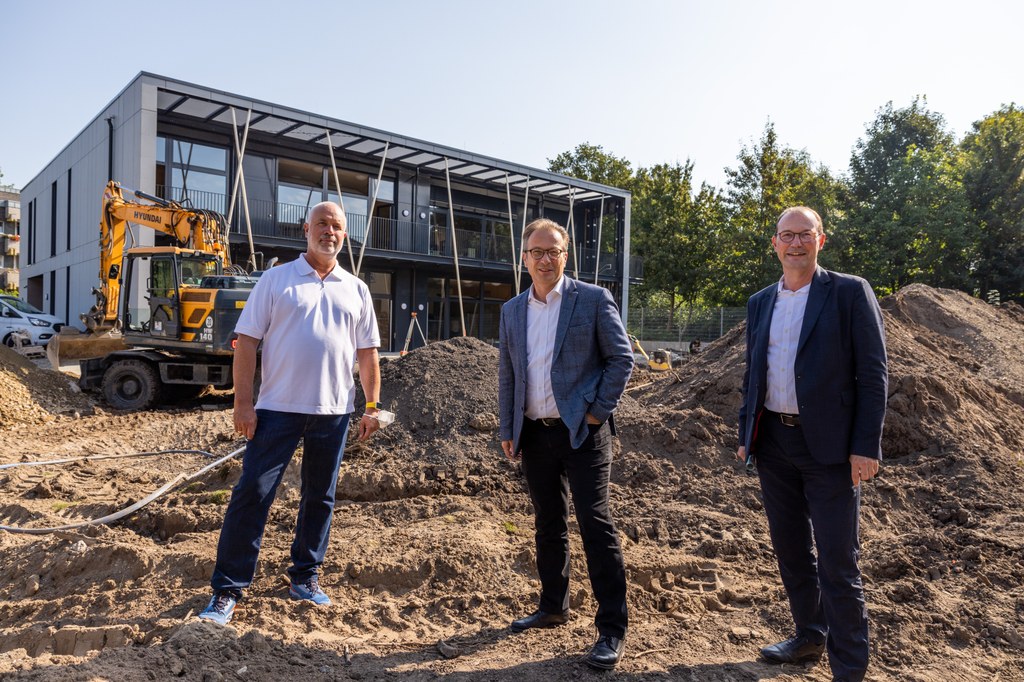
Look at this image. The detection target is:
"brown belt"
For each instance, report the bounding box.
[766,410,801,427]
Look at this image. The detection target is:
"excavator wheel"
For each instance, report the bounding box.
[101,359,161,411]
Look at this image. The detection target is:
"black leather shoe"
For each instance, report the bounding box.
[760,634,825,663]
[509,610,569,632]
[584,634,625,670]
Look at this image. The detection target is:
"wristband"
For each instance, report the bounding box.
[365,401,379,409]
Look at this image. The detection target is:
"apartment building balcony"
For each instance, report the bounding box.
[156,186,638,280]
[2,233,19,257]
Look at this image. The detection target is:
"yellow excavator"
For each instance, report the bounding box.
[49,181,258,410]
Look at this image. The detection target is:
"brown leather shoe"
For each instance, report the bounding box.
[760,634,825,664]
[584,634,625,670]
[509,610,569,632]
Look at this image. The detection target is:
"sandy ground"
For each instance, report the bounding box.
[0,283,1022,681]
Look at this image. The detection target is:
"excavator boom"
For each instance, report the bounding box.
[49,182,235,369]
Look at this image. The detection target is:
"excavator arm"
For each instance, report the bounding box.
[83,181,231,332]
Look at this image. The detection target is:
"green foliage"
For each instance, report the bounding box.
[548,143,634,190]
[550,97,1024,308]
[961,104,1024,301]
[717,122,845,305]
[631,161,726,312]
[838,98,972,294]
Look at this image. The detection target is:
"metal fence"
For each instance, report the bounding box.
[627,305,746,349]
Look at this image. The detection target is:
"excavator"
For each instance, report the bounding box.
[49,181,258,410]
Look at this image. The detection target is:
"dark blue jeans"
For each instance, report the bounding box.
[211,409,351,596]
[756,415,867,682]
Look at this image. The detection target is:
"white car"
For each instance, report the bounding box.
[0,296,65,347]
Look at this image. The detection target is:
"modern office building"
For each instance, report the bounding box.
[21,72,634,350]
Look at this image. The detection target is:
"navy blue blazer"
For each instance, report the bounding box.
[739,267,888,465]
[499,277,633,453]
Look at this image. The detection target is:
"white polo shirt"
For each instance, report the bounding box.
[234,254,380,415]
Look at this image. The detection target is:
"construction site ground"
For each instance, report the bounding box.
[0,283,1022,681]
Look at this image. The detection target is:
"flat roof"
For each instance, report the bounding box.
[29,71,628,205]
[147,72,626,202]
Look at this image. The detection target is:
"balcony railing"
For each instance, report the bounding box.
[156,186,638,278]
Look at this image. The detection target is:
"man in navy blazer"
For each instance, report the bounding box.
[737,206,887,682]
[499,218,633,670]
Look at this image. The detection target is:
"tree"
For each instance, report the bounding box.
[630,161,726,313]
[547,143,634,191]
[839,98,971,294]
[961,104,1024,301]
[718,122,844,304]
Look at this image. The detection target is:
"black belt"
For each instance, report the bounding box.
[765,409,801,427]
[527,417,563,428]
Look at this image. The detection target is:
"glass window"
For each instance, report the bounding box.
[156,136,165,164]
[359,271,392,296]
[279,158,323,187]
[454,279,481,298]
[369,179,395,204]
[455,216,481,258]
[484,220,513,262]
[171,169,226,195]
[427,277,445,299]
[481,301,502,344]
[373,298,391,350]
[429,211,448,256]
[170,169,226,212]
[483,281,513,300]
[172,141,226,171]
[277,184,320,228]
[328,168,369,195]
[181,256,220,283]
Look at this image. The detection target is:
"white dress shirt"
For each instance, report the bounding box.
[524,276,565,420]
[764,278,810,414]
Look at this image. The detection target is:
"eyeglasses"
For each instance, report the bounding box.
[525,248,566,260]
[775,230,819,244]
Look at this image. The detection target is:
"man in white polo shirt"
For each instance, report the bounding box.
[198,201,381,625]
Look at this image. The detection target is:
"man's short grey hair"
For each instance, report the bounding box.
[305,201,347,229]
[777,206,823,232]
[522,218,570,249]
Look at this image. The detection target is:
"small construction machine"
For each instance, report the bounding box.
[49,181,258,410]
[628,334,676,372]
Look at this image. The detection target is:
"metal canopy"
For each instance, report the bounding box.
[152,77,618,203]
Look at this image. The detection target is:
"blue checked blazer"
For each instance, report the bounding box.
[498,277,634,453]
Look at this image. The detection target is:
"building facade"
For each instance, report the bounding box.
[0,189,19,291]
[21,73,634,350]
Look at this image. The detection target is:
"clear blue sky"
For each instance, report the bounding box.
[2,0,1020,191]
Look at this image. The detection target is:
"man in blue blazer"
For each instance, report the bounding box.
[737,207,887,682]
[499,218,633,670]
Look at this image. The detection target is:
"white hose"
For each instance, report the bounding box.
[0,446,245,535]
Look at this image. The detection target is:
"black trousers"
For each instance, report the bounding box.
[520,418,628,639]
[756,414,868,682]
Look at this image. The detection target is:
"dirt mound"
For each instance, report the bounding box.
[0,347,96,429]
[1,285,1023,681]
[882,283,1024,408]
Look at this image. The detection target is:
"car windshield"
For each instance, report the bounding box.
[0,297,43,314]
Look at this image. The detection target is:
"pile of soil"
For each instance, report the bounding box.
[0,347,95,429]
[0,284,1022,681]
